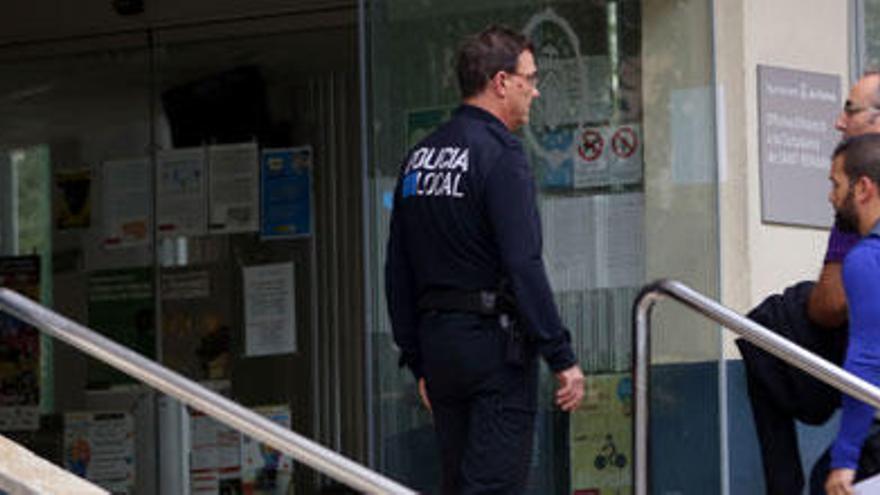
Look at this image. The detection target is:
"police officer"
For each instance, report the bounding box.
[385,25,585,494]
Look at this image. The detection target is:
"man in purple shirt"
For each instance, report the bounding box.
[822,133,880,495]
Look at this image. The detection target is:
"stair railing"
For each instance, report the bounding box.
[0,288,415,495]
[633,279,880,495]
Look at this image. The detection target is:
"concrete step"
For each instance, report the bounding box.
[0,434,107,495]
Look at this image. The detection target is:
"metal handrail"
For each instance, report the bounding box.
[633,279,880,495]
[0,288,415,495]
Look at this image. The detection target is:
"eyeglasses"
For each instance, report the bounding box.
[843,100,879,116]
[508,71,539,87]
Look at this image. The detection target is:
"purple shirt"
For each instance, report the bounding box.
[825,225,862,264]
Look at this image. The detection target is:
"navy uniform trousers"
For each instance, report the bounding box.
[419,310,538,495]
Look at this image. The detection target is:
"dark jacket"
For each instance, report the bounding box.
[738,280,847,423]
[385,104,576,379]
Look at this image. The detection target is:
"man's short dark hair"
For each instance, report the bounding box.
[838,133,880,186]
[456,25,534,99]
[832,138,848,159]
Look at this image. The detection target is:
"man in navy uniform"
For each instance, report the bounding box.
[385,25,585,494]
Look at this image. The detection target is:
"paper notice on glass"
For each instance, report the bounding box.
[64,411,136,493]
[243,262,296,357]
[855,473,880,494]
[190,411,219,493]
[157,148,207,237]
[190,410,241,494]
[208,143,259,234]
[260,147,312,239]
[161,270,210,300]
[102,158,151,249]
[241,405,293,494]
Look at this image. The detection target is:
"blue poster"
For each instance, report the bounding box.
[260,147,312,238]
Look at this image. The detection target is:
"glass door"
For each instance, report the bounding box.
[365,0,721,493]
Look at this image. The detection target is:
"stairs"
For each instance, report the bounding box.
[0,434,106,495]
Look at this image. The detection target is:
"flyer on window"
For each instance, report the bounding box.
[64,411,135,493]
[102,158,151,249]
[190,409,241,494]
[208,143,259,234]
[243,262,296,357]
[0,256,41,431]
[570,373,632,495]
[240,405,293,495]
[260,146,312,239]
[55,168,92,229]
[157,148,207,237]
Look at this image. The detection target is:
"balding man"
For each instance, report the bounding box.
[809,71,880,328]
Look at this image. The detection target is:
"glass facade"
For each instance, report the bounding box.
[0,10,364,494]
[0,1,723,493]
[861,0,880,70]
[366,0,720,493]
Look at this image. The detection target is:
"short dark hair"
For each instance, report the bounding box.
[838,133,880,186]
[456,25,533,99]
[832,138,848,159]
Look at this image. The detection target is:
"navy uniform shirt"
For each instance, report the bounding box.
[385,104,577,379]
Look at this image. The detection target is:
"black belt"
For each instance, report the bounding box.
[417,289,514,316]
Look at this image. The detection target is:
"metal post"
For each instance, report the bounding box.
[632,279,880,495]
[633,285,663,495]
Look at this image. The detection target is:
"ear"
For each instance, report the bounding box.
[855,175,878,203]
[489,71,508,97]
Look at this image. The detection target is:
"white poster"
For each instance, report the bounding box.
[208,143,259,234]
[102,158,151,249]
[157,148,207,237]
[243,262,296,357]
[190,410,242,495]
[64,411,136,493]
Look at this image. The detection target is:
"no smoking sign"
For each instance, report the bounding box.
[573,124,643,188]
[611,126,638,158]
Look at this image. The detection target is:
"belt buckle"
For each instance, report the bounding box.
[479,291,497,314]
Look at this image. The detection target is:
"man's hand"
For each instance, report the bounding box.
[418,377,432,413]
[555,365,585,412]
[826,468,856,495]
